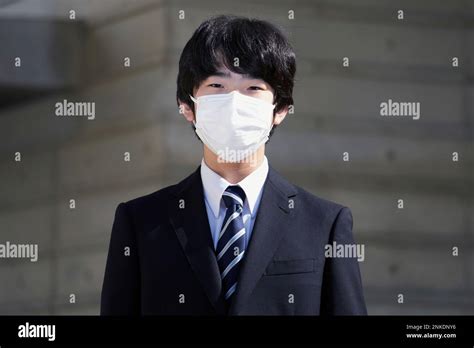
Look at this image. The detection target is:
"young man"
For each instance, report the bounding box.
[101,15,367,315]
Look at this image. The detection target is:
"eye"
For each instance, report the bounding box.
[248,86,264,91]
[208,83,223,88]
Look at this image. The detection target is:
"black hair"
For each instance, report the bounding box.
[176,14,296,137]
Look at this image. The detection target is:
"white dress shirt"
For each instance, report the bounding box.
[200,156,269,251]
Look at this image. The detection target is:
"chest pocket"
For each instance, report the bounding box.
[263,258,315,276]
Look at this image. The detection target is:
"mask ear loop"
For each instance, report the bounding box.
[189,94,198,126]
[269,103,277,130]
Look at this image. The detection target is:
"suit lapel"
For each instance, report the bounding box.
[168,167,227,314]
[229,166,298,315]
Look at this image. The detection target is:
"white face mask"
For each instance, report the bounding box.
[190,91,275,163]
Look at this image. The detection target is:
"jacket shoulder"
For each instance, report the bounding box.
[295,185,346,213]
[120,168,199,216]
[268,166,348,220]
[291,185,354,244]
[291,184,351,231]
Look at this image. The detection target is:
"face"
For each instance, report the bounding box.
[179,65,288,125]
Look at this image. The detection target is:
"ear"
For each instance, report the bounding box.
[178,100,195,122]
[273,105,289,126]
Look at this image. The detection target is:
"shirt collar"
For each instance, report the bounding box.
[200,156,269,218]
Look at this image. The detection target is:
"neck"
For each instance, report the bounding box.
[203,146,265,184]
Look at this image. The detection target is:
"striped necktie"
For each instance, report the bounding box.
[216,185,246,302]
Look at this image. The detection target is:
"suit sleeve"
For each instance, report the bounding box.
[100,202,141,315]
[320,207,367,315]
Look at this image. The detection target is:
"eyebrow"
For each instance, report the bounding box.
[211,71,258,80]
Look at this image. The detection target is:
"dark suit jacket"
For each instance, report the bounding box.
[101,165,367,315]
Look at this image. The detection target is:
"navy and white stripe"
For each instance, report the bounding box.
[216,185,247,302]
